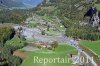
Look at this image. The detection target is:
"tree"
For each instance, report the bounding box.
[41,30,45,35]
[0,45,22,66]
[47,25,50,31]
[51,41,58,51]
[8,56,22,66]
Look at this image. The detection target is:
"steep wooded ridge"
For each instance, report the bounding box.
[32,0,100,41]
[35,0,92,18]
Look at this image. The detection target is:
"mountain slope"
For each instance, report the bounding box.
[0,0,25,8]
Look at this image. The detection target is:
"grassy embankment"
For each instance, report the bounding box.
[80,40,100,65]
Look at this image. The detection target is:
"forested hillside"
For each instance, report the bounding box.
[32,0,100,40]
[0,9,28,24]
[0,25,14,45]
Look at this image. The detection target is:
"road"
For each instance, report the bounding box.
[63,36,97,66]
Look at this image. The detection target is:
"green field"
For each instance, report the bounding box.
[95,4,100,11]
[80,40,100,56]
[28,21,37,28]
[21,44,77,66]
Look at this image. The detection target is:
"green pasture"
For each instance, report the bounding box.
[21,44,77,66]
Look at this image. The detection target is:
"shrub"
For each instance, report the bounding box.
[41,30,45,35]
[51,41,58,51]
[47,47,52,50]
[37,45,41,49]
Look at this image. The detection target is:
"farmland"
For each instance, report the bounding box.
[21,44,77,66]
[80,40,100,56]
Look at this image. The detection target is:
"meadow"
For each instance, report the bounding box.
[80,40,100,56]
[95,4,100,11]
[21,44,77,66]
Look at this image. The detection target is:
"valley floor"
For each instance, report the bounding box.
[12,14,98,66]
